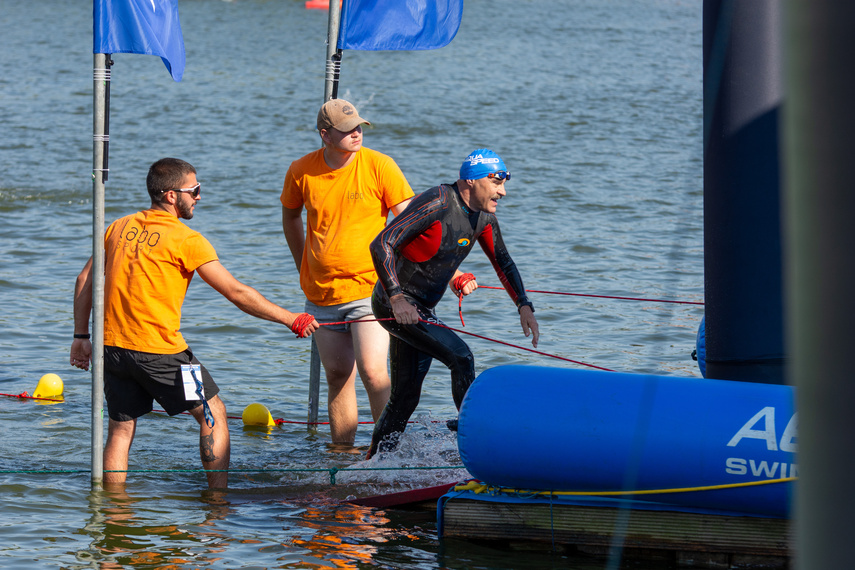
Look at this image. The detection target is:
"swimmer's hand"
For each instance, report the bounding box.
[519,305,539,348]
[390,294,419,325]
[450,271,478,296]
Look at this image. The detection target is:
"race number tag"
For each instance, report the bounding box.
[181,364,204,401]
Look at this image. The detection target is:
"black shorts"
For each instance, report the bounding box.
[104,346,220,422]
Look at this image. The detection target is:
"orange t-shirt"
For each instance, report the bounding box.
[281,147,413,305]
[103,209,218,354]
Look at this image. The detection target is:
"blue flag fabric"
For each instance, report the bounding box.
[94,0,186,82]
[338,0,463,51]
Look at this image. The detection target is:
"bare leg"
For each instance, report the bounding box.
[103,418,137,485]
[351,318,391,422]
[188,395,230,489]
[314,327,359,444]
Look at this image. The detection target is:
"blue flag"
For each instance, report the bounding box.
[94,0,186,82]
[338,0,463,51]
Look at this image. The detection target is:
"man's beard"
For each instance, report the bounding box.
[177,195,194,219]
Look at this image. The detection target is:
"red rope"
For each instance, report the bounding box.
[0,392,63,402]
[158,290,629,423]
[317,317,612,372]
[290,312,316,337]
[272,418,440,426]
[452,273,476,326]
[478,285,703,306]
[273,418,373,425]
[152,409,434,426]
[419,319,615,372]
[317,317,394,327]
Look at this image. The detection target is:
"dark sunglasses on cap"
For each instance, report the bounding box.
[170,183,201,198]
[486,171,511,181]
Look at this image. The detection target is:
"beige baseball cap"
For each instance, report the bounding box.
[316,99,371,132]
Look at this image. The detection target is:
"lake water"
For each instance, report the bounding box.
[0,0,704,568]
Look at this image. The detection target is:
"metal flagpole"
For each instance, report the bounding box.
[308,0,345,430]
[323,0,343,102]
[91,53,111,484]
[785,3,855,567]
[307,340,320,430]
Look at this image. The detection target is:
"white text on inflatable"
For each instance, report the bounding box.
[726,407,797,451]
[724,407,798,479]
[725,458,798,478]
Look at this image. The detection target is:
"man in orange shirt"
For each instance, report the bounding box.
[71,158,318,488]
[281,99,413,447]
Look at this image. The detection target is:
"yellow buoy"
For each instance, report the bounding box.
[242,403,275,427]
[33,373,64,399]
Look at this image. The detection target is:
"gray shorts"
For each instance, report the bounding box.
[305,297,374,332]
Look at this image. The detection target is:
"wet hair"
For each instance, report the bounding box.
[146,158,196,202]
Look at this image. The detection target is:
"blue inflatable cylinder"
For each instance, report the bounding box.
[458,365,796,517]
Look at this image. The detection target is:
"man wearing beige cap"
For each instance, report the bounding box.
[281,99,414,448]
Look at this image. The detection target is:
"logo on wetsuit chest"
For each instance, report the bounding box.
[457,238,470,247]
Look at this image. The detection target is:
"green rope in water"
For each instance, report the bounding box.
[0,465,465,485]
[0,469,91,475]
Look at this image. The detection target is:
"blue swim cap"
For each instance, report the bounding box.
[459,149,507,180]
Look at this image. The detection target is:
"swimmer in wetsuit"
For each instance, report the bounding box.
[367,149,540,458]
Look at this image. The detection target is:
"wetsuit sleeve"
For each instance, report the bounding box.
[477,218,534,312]
[370,188,448,299]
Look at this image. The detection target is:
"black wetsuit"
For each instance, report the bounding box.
[368,182,533,456]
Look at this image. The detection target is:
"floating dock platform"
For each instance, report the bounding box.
[437,365,796,567]
[438,486,791,568]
